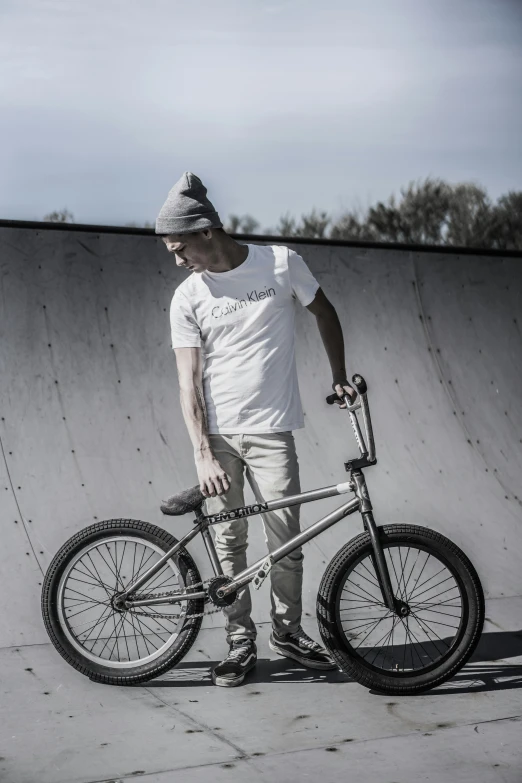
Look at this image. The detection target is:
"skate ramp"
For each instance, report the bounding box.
[1,223,521,648]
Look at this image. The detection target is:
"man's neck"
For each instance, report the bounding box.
[208,235,249,273]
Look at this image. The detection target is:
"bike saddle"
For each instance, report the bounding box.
[160,485,206,516]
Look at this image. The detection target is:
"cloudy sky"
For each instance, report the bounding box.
[1,0,521,230]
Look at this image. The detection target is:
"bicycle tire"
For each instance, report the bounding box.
[41,519,204,685]
[317,524,484,695]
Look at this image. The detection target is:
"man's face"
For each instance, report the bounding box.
[161,230,213,273]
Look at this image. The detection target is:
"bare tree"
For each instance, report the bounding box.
[224,214,260,234]
[272,209,330,238]
[125,220,155,228]
[299,209,330,239]
[44,208,75,223]
[274,212,298,236]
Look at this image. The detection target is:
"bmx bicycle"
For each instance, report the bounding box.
[41,374,484,695]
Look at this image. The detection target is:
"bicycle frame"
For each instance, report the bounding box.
[120,380,402,616]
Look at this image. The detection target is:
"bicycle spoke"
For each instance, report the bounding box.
[345,578,382,604]
[75,558,112,590]
[117,540,128,587]
[413,607,461,621]
[407,566,448,599]
[141,569,180,593]
[358,560,381,589]
[410,581,459,604]
[365,615,401,668]
[65,600,111,621]
[369,615,401,668]
[60,535,188,665]
[105,613,126,661]
[412,614,459,632]
[67,573,110,591]
[407,551,431,598]
[105,541,126,592]
[130,610,174,642]
[121,619,132,662]
[64,586,108,607]
[127,610,143,658]
[339,602,383,610]
[402,547,422,597]
[398,546,410,601]
[387,549,405,601]
[411,613,450,657]
[403,618,438,666]
[352,615,390,650]
[132,549,157,582]
[342,588,386,606]
[136,607,182,635]
[342,617,392,635]
[410,598,460,609]
[351,566,380,592]
[95,546,123,592]
[338,543,465,675]
[81,607,116,646]
[84,553,115,600]
[409,574,455,603]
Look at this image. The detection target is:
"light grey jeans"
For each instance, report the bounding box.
[204,431,303,645]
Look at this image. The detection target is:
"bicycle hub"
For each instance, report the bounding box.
[111,594,127,613]
[395,600,410,617]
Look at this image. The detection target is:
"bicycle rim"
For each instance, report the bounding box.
[57,535,188,668]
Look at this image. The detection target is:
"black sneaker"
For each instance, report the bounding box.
[269,627,337,670]
[211,638,257,687]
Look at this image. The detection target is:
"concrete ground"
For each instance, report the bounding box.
[1,598,521,783]
[1,225,521,781]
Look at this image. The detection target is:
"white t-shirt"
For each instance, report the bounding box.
[169,243,320,434]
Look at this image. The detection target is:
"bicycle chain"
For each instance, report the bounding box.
[128,578,234,621]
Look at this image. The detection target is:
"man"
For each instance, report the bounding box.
[156,172,355,687]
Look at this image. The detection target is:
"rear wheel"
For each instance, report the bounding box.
[41,519,204,685]
[317,524,484,695]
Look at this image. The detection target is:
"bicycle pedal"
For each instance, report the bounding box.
[253,556,273,590]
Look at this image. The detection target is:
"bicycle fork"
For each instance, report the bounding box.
[351,470,409,617]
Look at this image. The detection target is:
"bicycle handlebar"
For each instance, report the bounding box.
[325,374,376,464]
[326,373,367,405]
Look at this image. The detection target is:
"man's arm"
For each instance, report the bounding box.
[306,288,356,407]
[174,347,230,497]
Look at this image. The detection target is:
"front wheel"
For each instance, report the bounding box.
[317,524,484,695]
[41,519,204,685]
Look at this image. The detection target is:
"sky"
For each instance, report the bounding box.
[1,0,521,231]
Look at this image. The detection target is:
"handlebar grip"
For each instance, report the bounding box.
[326,392,341,405]
[326,373,367,404]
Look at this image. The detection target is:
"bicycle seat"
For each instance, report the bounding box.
[160,485,206,516]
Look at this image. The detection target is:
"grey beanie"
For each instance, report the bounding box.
[155,172,223,235]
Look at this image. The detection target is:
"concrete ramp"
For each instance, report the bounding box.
[1,224,521,648]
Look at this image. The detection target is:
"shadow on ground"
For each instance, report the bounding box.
[147,630,522,694]
[147,656,349,687]
[429,629,522,695]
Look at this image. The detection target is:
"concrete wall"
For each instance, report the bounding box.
[1,225,521,647]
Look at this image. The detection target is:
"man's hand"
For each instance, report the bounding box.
[332,380,357,409]
[195,451,231,497]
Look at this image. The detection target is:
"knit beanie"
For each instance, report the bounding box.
[155,172,223,235]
